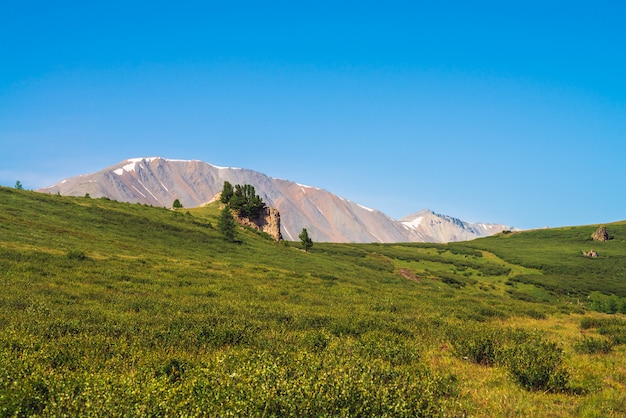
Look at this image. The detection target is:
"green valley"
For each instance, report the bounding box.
[1,186,625,416]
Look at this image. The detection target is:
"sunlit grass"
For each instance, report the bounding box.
[1,186,626,416]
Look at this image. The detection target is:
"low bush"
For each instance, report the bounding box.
[505,338,569,392]
[440,274,466,288]
[449,326,502,366]
[574,337,613,354]
[66,249,87,260]
[579,316,626,345]
[156,358,189,384]
[523,309,548,319]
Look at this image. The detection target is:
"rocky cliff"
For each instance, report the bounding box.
[235,206,283,242]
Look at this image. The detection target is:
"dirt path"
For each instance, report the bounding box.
[398,268,421,282]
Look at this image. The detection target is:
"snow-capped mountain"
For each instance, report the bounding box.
[401,209,510,243]
[39,157,512,243]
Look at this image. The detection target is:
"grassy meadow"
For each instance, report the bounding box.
[0,186,625,416]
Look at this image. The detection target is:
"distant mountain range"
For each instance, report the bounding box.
[39,157,513,243]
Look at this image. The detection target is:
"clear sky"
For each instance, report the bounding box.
[1,1,625,230]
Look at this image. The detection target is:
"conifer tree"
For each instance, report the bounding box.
[220,181,234,204]
[218,206,237,242]
[299,228,313,252]
[230,184,265,219]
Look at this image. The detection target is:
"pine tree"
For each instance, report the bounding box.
[218,206,237,242]
[172,199,183,209]
[230,184,265,219]
[299,228,313,252]
[220,181,234,204]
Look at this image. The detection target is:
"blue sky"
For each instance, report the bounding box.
[1,1,625,230]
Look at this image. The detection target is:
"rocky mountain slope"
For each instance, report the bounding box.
[39,157,512,242]
[400,209,510,243]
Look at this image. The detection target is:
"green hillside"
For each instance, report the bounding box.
[1,186,625,416]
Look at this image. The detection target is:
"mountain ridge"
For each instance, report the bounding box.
[39,157,513,243]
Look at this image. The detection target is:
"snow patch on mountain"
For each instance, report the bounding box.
[403,216,424,229]
[131,185,146,198]
[296,183,321,191]
[212,164,242,170]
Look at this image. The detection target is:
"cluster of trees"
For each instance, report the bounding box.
[220,182,265,219]
[218,182,266,243]
[217,181,313,251]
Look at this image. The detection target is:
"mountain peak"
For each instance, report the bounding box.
[39,158,512,243]
[401,208,435,221]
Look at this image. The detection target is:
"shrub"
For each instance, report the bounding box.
[450,327,502,366]
[66,249,87,260]
[304,330,330,352]
[21,378,50,416]
[505,338,569,392]
[157,358,188,383]
[313,273,338,281]
[574,337,613,354]
[523,309,548,320]
[598,323,626,345]
[580,317,604,330]
[579,316,626,345]
[440,274,466,288]
[197,321,257,347]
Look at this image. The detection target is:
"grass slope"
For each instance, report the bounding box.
[459,226,626,308]
[1,187,625,416]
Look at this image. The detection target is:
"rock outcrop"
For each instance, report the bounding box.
[235,206,283,242]
[591,226,609,242]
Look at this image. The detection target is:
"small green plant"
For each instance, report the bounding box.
[305,330,330,352]
[157,358,188,383]
[66,249,87,260]
[173,199,183,209]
